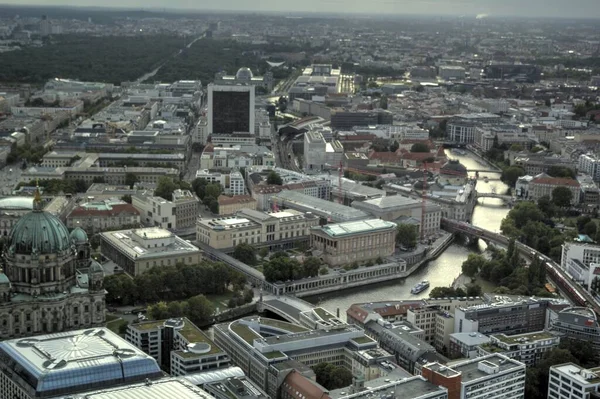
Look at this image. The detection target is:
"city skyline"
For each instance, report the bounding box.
[3,0,600,19]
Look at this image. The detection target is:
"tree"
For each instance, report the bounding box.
[466,284,483,297]
[192,177,209,199]
[584,221,598,237]
[313,363,352,390]
[209,199,219,214]
[267,171,283,185]
[552,186,573,207]
[548,166,576,179]
[410,142,430,153]
[461,254,486,278]
[302,257,321,278]
[389,140,399,152]
[205,183,223,199]
[509,143,523,152]
[537,195,555,218]
[233,243,257,266]
[380,95,388,110]
[500,166,525,187]
[121,194,132,204]
[186,294,215,325]
[396,224,419,248]
[125,173,139,189]
[154,177,178,201]
[258,247,269,258]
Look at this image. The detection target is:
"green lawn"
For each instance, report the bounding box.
[106,317,128,335]
[206,292,236,311]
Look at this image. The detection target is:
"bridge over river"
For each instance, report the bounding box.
[442,218,600,316]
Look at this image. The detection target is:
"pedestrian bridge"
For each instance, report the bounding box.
[257,295,316,324]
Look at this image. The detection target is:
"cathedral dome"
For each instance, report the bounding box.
[235,67,254,80]
[8,211,72,255]
[70,227,88,244]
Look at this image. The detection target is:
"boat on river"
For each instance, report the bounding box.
[411,280,430,294]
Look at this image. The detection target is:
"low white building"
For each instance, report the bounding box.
[548,363,600,399]
[560,242,600,289]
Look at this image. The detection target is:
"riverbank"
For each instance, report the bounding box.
[293,232,455,298]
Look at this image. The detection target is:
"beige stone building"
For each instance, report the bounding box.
[310,219,397,266]
[196,209,319,250]
[217,194,258,215]
[100,227,203,275]
[133,189,200,230]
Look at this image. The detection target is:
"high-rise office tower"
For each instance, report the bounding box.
[207,84,255,136]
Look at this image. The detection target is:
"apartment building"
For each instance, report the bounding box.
[528,175,581,204]
[217,194,258,215]
[449,333,491,359]
[422,354,526,399]
[477,331,560,366]
[579,154,600,182]
[310,219,397,266]
[548,363,600,399]
[196,208,319,250]
[126,318,230,376]
[561,242,600,288]
[133,189,200,231]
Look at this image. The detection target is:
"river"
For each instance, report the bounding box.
[311,150,511,315]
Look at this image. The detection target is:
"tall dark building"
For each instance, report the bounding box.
[208,84,255,136]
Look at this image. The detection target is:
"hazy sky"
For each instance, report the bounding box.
[3,0,600,19]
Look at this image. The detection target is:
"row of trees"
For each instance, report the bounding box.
[7,143,49,165]
[263,253,322,283]
[18,178,89,194]
[103,261,246,305]
[147,295,215,326]
[429,284,483,298]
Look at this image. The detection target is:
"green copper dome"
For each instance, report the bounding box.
[8,211,72,255]
[70,227,88,243]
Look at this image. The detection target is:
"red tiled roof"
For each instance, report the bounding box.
[218,195,256,206]
[282,370,330,399]
[68,204,140,218]
[531,177,580,187]
[369,151,402,162]
[401,152,434,161]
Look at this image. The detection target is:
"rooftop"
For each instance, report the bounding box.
[100,227,201,260]
[314,219,396,238]
[492,331,556,345]
[331,376,447,399]
[270,190,369,222]
[0,328,162,395]
[71,377,212,399]
[551,363,600,385]
[450,354,524,384]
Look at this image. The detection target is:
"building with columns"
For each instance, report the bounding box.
[310,219,397,266]
[0,190,106,340]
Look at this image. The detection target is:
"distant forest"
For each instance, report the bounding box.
[0,34,183,85]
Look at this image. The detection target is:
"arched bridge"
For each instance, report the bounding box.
[475,192,513,202]
[257,295,315,324]
[441,218,600,316]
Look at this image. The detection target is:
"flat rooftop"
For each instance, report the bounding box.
[492,331,556,345]
[0,328,161,394]
[551,363,600,385]
[314,219,396,238]
[450,354,524,384]
[331,376,446,399]
[100,227,201,260]
[71,377,212,399]
[270,190,369,222]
